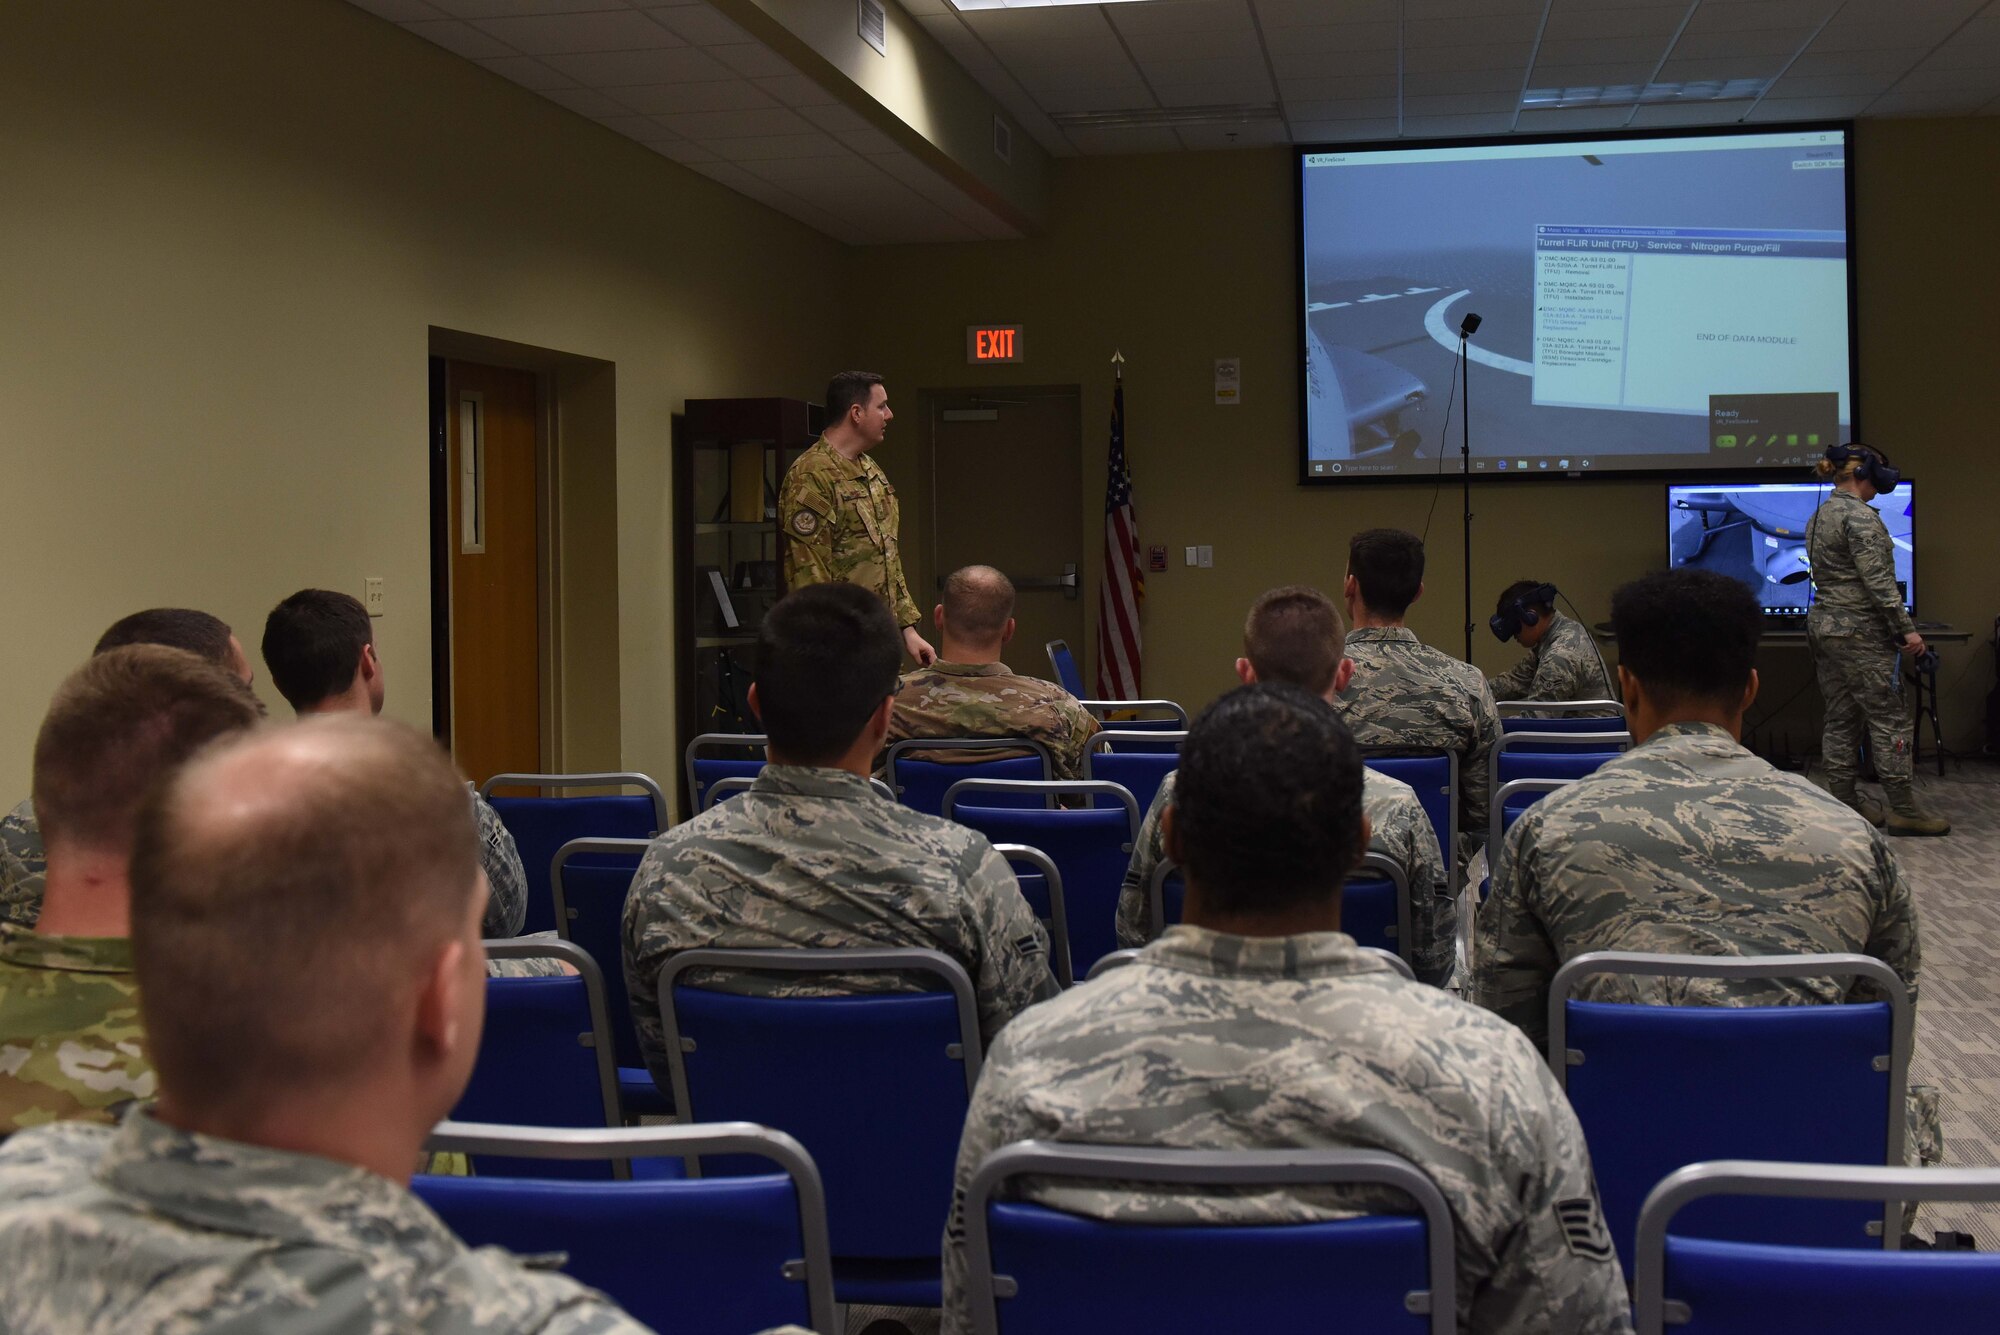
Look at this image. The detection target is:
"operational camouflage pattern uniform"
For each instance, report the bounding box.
[0,927,154,1132]
[0,1110,660,1333]
[1335,626,1501,857]
[778,437,920,628]
[1807,490,1919,798]
[888,660,1100,780]
[621,765,1058,1088]
[942,926,1632,1335]
[1,798,45,929]
[1114,768,1454,984]
[1486,611,1617,717]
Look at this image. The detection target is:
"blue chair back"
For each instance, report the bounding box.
[1083,735,1180,815]
[1553,953,1910,1272]
[553,838,654,1111]
[660,947,981,1299]
[1148,854,1409,961]
[1485,778,1576,894]
[1361,751,1455,861]
[1046,639,1084,696]
[455,940,623,1179]
[417,1122,836,1335]
[885,739,1053,817]
[964,1143,1455,1335]
[990,844,1074,987]
[684,733,768,814]
[1497,705,1626,743]
[482,773,667,936]
[1078,701,1188,754]
[945,780,1139,977]
[1633,1162,2000,1335]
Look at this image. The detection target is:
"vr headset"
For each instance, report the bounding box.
[1827,443,1900,495]
[1490,582,1558,642]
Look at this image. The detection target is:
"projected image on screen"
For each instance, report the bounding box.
[1298,128,1853,480]
[1667,482,1913,618]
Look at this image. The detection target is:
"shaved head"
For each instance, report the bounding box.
[130,716,483,1117]
[941,565,1017,644]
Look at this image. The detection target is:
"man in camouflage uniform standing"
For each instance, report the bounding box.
[1806,443,1948,835]
[0,716,683,1334]
[779,371,935,665]
[1334,529,1501,859]
[1115,585,1452,985]
[623,583,1056,1090]
[944,684,1631,1335]
[1,607,256,929]
[1475,569,1938,1163]
[0,646,259,1131]
[888,565,1099,779]
[1486,579,1616,715]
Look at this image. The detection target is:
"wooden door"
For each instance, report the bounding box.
[444,360,543,785]
[927,389,1086,684]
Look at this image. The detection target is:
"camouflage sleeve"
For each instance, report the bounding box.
[942,1030,1043,1335]
[1461,682,1501,850]
[1116,776,1172,949]
[1382,799,1452,987]
[1858,831,1921,1009]
[1047,700,1100,782]
[884,531,920,630]
[1475,1031,1633,1333]
[778,468,839,592]
[474,793,528,939]
[960,843,1059,1041]
[1486,653,1538,703]
[1,799,47,929]
[1473,813,1560,1051]
[1846,506,1917,640]
[621,847,679,1091]
[487,932,571,979]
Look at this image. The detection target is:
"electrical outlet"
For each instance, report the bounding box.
[364,577,385,617]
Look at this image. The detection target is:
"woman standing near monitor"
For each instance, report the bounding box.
[1805,443,1948,836]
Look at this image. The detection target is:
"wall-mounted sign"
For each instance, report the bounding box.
[966,325,1024,364]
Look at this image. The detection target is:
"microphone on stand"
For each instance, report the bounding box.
[1458,312,1483,339]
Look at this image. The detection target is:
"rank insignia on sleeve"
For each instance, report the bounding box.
[1554,1197,1614,1261]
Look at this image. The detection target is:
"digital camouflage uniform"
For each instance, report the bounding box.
[0,927,154,1132]
[474,789,530,940]
[778,437,920,628]
[1,798,45,929]
[1335,626,1502,858]
[942,926,1632,1335]
[888,660,1100,780]
[1807,490,1919,800]
[0,1111,661,1334]
[1115,768,1454,984]
[1485,612,1617,717]
[621,765,1058,1089]
[1474,721,1939,1162]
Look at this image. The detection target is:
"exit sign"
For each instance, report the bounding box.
[966,325,1024,363]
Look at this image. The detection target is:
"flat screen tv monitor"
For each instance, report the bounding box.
[1298,125,1856,482]
[1667,481,1913,619]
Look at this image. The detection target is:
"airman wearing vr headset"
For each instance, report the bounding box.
[1806,442,1948,836]
[1485,580,1616,719]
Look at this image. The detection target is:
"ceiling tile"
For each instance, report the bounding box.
[1741,94,1875,121]
[754,74,841,107]
[469,10,680,54]
[1282,74,1402,104]
[1404,66,1523,94]
[1269,43,1400,79]
[1257,19,1400,52]
[428,0,631,16]
[542,45,732,84]
[709,43,796,78]
[1119,27,1264,61]
[1765,71,1899,99]
[1513,104,1640,130]
[593,113,678,144]
[1025,84,1157,114]
[1624,101,1754,126]
[1174,119,1292,148]
[1785,47,1929,77]
[1403,0,1544,16]
[399,18,518,59]
[1914,33,2000,72]
[984,34,1130,66]
[833,125,902,154]
[643,4,753,46]
[649,136,722,164]
[1399,110,1518,135]
[955,6,1118,41]
[1291,117,1401,140]
[1061,125,1187,153]
[348,0,446,20]
[1526,61,1669,86]
[1540,5,1687,42]
[1283,96,1401,120]
[656,105,816,138]
[1153,79,1281,106]
[539,86,637,117]
[1813,18,1977,52]
[1404,89,1522,115]
[1532,35,1677,66]
[1405,12,1545,44]
[1105,0,1253,35]
[1652,56,1787,82]
[1894,65,2000,92]
[616,79,776,114]
[1019,64,1153,95]
[897,0,951,14]
[1134,54,1272,87]
[707,131,849,161]
[472,54,578,89]
[1682,0,1837,34]
[1404,41,1538,72]
[1253,0,1399,25]
[917,14,1001,70]
[1669,27,1817,59]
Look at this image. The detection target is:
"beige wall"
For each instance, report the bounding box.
[0,0,845,792]
[866,118,2000,755]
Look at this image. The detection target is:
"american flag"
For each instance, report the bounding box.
[1096,379,1143,699]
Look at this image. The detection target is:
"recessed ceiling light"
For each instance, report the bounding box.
[1521,79,1771,109]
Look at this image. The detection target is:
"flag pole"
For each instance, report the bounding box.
[1111,349,1124,382]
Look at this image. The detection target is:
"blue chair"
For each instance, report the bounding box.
[1079,699,1188,753]
[659,946,982,1310]
[990,843,1074,987]
[703,774,895,810]
[551,837,665,1120]
[1633,1161,2000,1335]
[1045,639,1085,697]
[964,1142,1455,1335]
[1360,750,1456,863]
[1089,943,1414,982]
[458,939,627,1179]
[1551,952,1911,1273]
[944,779,1140,977]
[1146,852,1414,964]
[417,1121,836,1335]
[1484,777,1576,891]
[884,738,1053,817]
[685,733,768,814]
[481,772,668,936]
[1496,700,1626,739]
[1083,731,1182,816]
[1491,731,1628,794]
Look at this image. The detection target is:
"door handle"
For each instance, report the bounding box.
[936,564,1079,600]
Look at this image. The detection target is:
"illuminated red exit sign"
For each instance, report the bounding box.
[966,325,1024,363]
